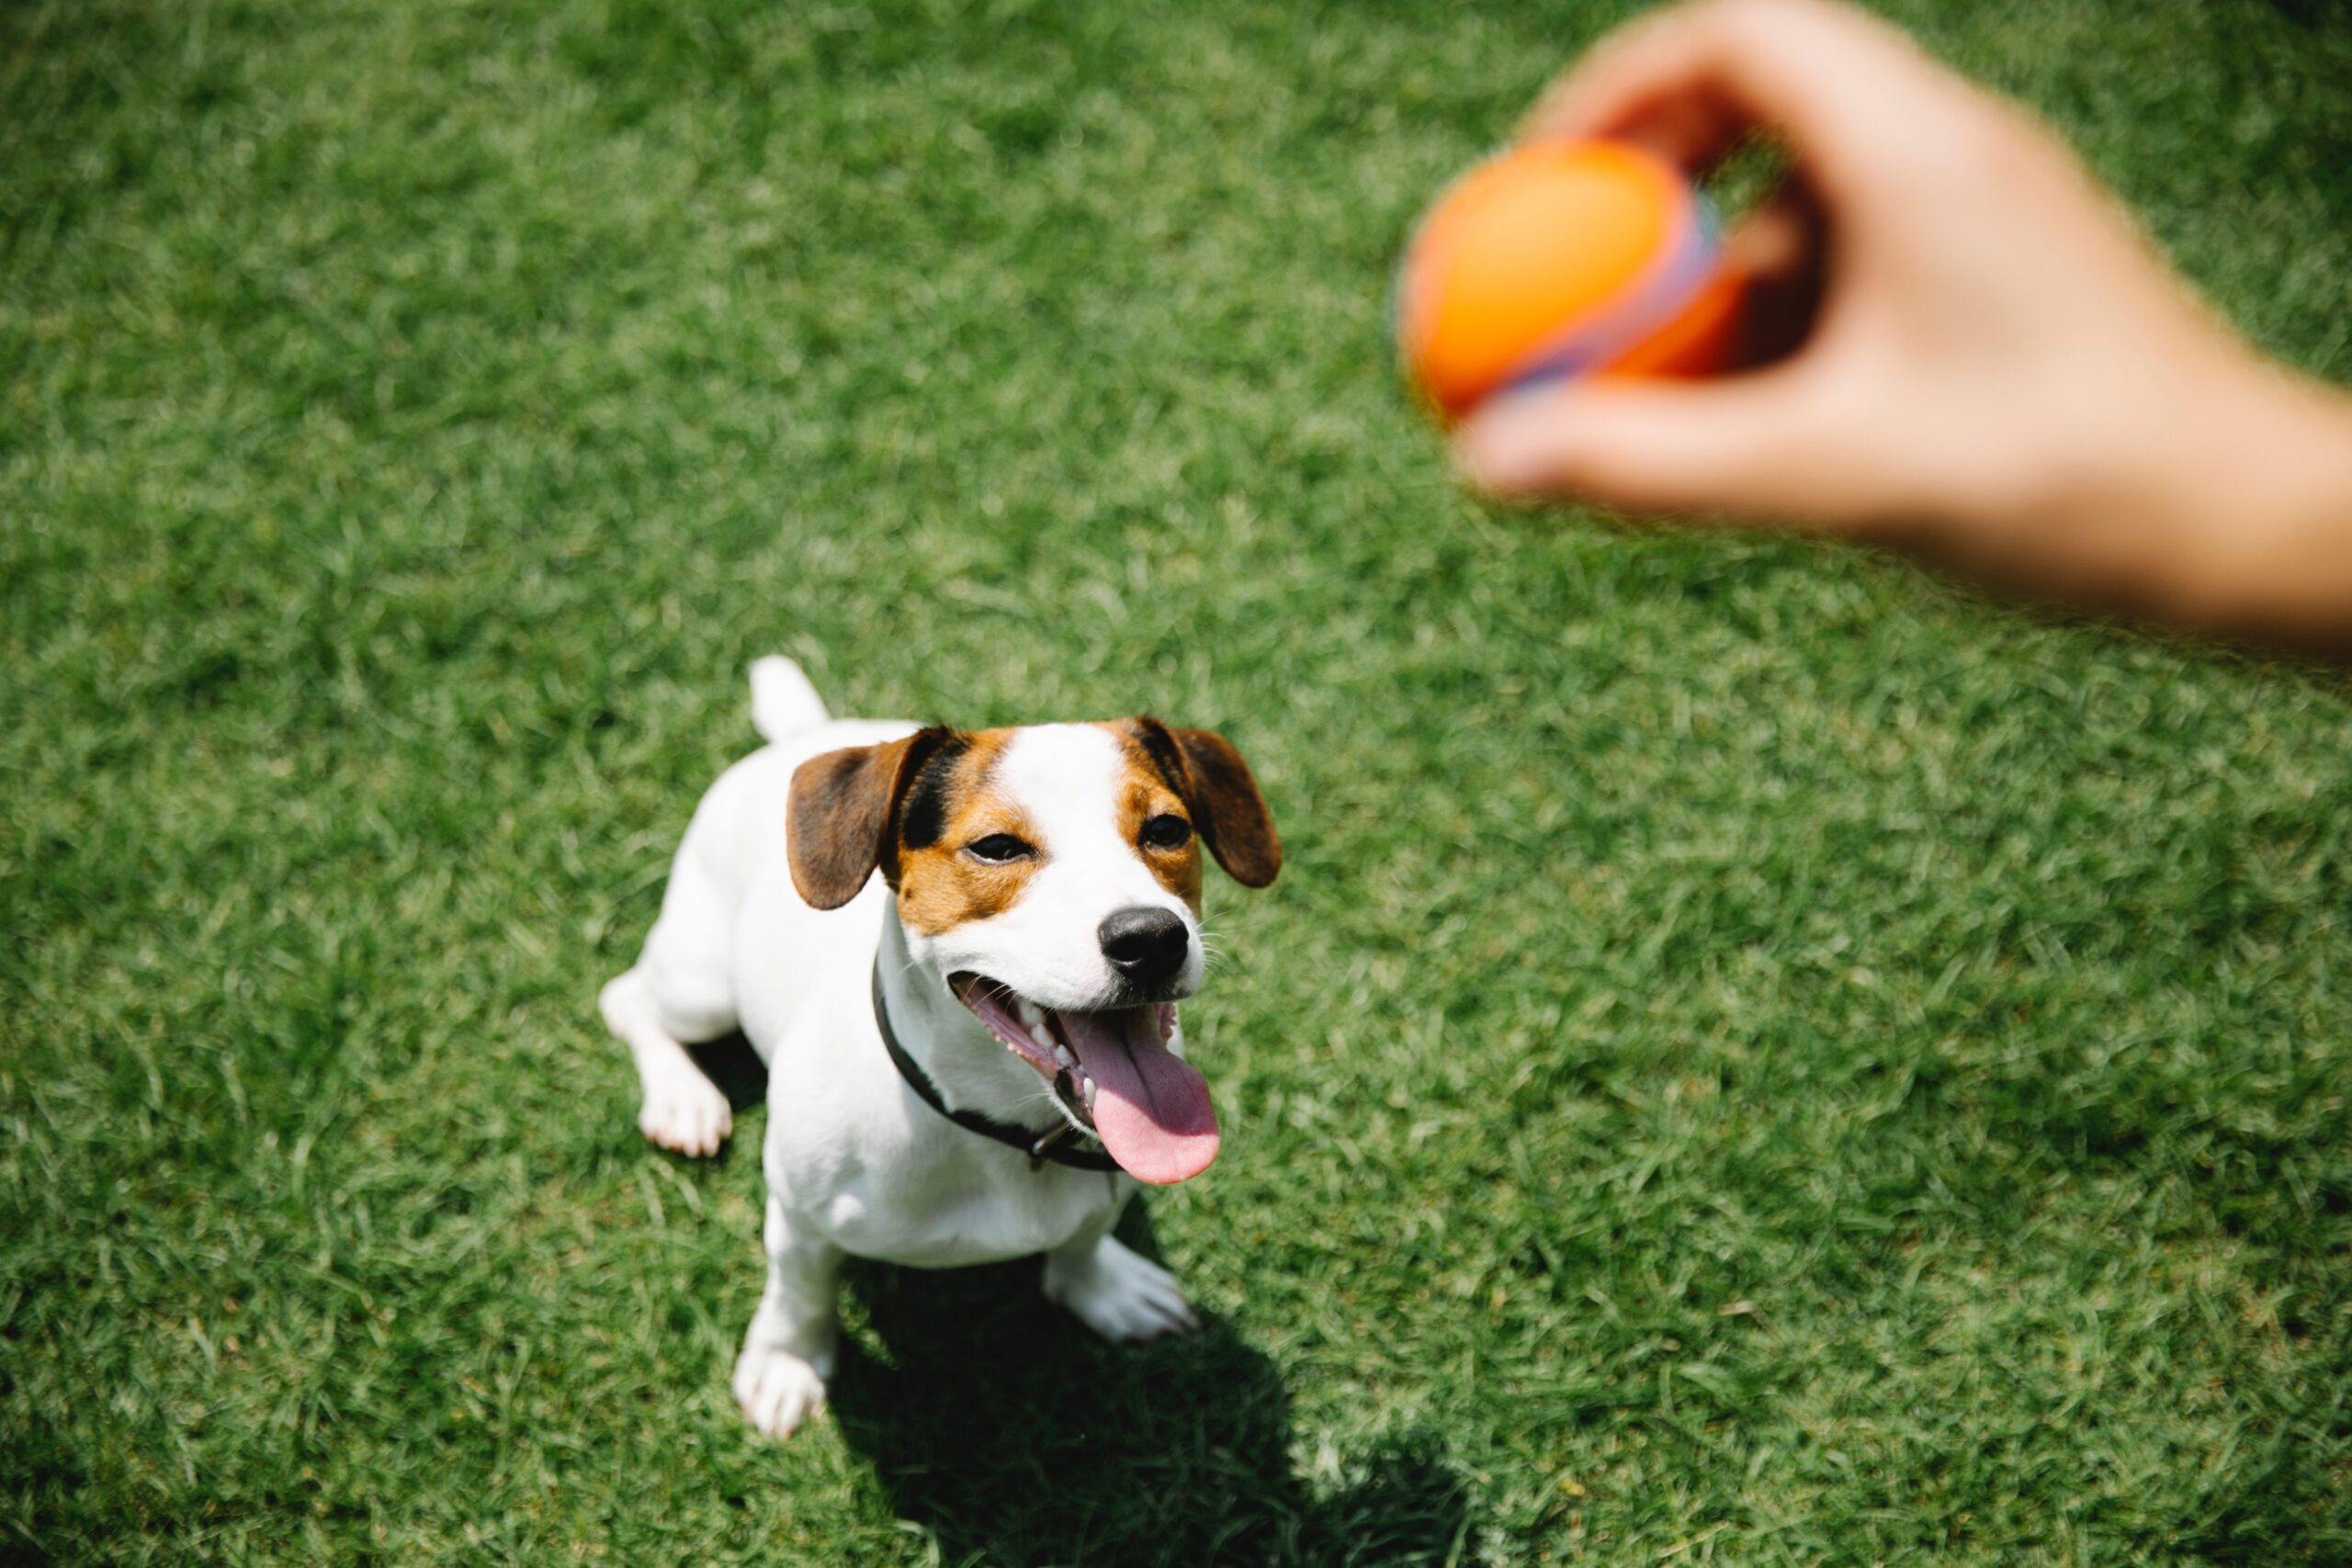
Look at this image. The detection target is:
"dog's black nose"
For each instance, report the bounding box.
[1098,907,1190,987]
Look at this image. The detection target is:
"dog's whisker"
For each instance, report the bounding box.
[1015,1082,1092,1135]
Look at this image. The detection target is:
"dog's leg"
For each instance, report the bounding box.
[598,965,734,1157]
[1042,1191,1198,1344]
[732,1197,843,1439]
[600,820,747,1156]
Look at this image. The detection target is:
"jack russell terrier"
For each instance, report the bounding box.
[598,658,1281,1438]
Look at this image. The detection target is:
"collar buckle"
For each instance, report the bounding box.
[871,959,1122,1177]
[1027,1122,1079,1170]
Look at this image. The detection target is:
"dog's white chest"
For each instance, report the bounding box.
[797,1153,1125,1269]
[727,850,1130,1270]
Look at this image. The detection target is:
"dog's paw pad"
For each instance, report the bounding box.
[732,1346,827,1439]
[639,1075,731,1157]
[1045,1236,1198,1344]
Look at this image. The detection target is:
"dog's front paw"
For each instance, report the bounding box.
[732,1344,828,1439]
[639,1073,731,1157]
[1044,1235,1198,1344]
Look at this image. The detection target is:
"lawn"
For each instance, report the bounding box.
[4,0,2350,1562]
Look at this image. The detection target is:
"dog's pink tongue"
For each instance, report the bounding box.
[1056,1007,1219,1184]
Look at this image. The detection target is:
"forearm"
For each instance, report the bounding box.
[1935,355,2352,653]
[2103,361,2352,650]
[2182,367,2352,649]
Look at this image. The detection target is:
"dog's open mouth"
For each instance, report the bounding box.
[949,974,1219,1185]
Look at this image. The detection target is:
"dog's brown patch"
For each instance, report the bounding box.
[1113,717,1283,889]
[787,727,960,910]
[895,729,1048,937]
[791,717,1275,931]
[1106,729,1205,909]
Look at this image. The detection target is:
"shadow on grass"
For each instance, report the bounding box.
[684,1033,1474,1562]
[684,1031,771,1118]
[829,1208,1476,1568]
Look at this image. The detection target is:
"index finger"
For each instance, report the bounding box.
[1520,0,1961,194]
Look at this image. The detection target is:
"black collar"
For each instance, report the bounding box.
[871,962,1121,1174]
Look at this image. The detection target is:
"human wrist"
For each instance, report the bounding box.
[1963,341,2352,641]
[2148,356,2352,641]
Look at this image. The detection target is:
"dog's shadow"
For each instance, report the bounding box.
[828,1213,1476,1568]
[686,1032,771,1132]
[685,1035,1476,1563]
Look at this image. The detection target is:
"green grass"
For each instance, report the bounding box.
[5,0,2351,1562]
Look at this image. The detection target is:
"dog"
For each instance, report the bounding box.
[598,657,1281,1438]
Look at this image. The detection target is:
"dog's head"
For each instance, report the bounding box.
[786,718,1280,1184]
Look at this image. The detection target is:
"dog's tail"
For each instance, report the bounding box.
[749,656,831,743]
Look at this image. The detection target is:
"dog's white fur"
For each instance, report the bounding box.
[599,659,1203,1439]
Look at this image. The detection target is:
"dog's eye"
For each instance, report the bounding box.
[966,833,1035,864]
[1139,813,1192,851]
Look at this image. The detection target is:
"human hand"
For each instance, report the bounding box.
[1454,0,2352,642]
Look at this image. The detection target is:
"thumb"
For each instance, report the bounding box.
[1453,372,1846,524]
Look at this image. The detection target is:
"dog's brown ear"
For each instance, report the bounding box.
[787,728,959,909]
[1126,717,1282,889]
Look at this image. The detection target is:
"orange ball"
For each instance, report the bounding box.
[1396,140,1744,422]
